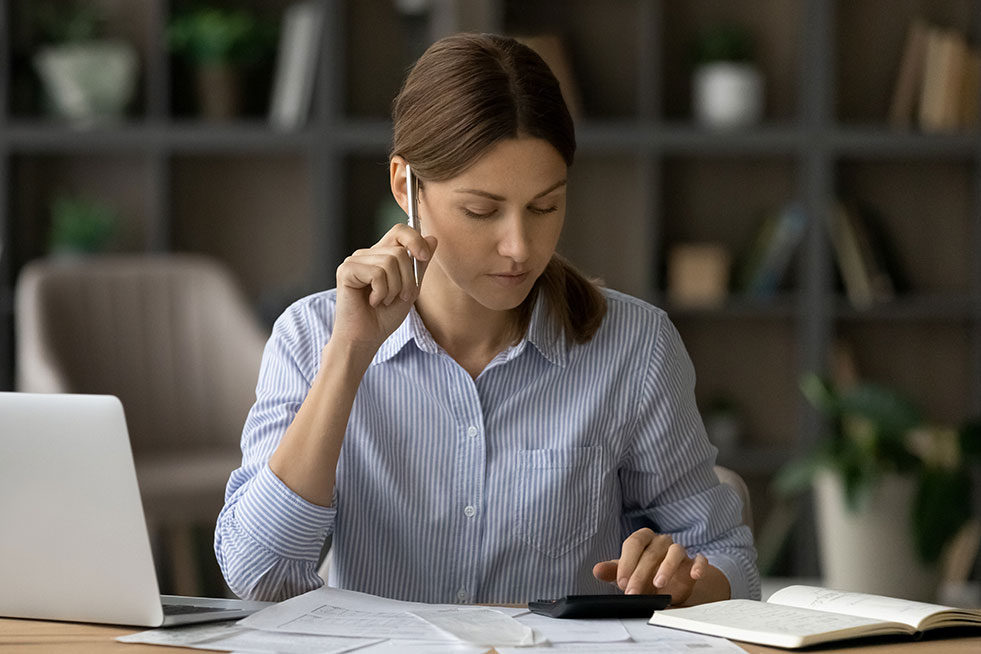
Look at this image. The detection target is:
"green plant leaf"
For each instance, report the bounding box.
[912,468,971,564]
[167,7,276,65]
[773,455,823,498]
[836,383,921,439]
[961,420,981,463]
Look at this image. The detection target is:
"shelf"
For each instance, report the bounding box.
[566,121,802,154]
[665,295,800,320]
[831,127,981,158]
[833,294,977,321]
[6,118,979,160]
[2,121,319,153]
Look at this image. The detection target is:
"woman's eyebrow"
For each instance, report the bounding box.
[453,179,567,201]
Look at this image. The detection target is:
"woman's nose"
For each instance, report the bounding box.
[496,213,531,262]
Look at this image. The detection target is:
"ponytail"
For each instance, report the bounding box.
[509,254,607,345]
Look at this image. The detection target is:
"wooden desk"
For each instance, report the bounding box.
[2,617,979,654]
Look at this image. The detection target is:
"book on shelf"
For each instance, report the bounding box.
[648,585,981,649]
[269,1,325,131]
[961,48,981,129]
[734,203,806,298]
[889,18,929,129]
[903,20,979,133]
[826,202,899,308]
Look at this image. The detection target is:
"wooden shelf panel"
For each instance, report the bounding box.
[833,293,976,321]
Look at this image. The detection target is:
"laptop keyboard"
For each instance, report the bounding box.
[162,603,231,616]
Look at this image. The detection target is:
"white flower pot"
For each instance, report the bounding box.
[813,469,941,601]
[693,62,764,129]
[33,40,138,124]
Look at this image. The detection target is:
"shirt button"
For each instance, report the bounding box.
[466,425,478,438]
[457,589,468,602]
[464,505,476,518]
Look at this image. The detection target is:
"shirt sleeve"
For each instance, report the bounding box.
[619,314,761,601]
[214,298,336,601]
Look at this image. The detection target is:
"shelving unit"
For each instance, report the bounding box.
[1,0,979,578]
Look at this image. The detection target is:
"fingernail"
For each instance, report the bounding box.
[617,578,628,590]
[654,575,667,588]
[625,587,638,595]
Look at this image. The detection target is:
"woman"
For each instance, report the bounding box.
[216,33,758,605]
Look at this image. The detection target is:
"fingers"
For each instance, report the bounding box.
[651,543,690,591]
[625,536,674,594]
[595,530,706,599]
[690,553,709,580]
[379,223,435,264]
[340,249,412,306]
[592,560,618,583]
[338,232,438,306]
[614,528,656,593]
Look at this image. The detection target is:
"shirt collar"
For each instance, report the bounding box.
[370,290,569,368]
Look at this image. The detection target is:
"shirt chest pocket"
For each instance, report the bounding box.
[512,446,603,559]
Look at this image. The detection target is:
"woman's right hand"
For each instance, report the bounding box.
[331,224,437,353]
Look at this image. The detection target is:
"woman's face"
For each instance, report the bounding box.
[416,137,567,312]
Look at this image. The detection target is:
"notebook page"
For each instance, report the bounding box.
[768,585,950,629]
[650,600,907,648]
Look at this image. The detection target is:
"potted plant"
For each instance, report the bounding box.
[691,23,764,129]
[777,373,980,601]
[167,6,276,120]
[32,2,139,124]
[48,194,119,256]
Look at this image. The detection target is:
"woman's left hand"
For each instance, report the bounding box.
[592,528,710,605]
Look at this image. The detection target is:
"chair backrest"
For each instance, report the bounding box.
[715,465,753,532]
[15,254,268,456]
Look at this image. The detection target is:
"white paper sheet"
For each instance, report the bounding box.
[117,621,382,654]
[620,618,748,651]
[497,642,743,654]
[241,586,538,645]
[410,607,542,646]
[514,612,630,643]
[351,640,494,654]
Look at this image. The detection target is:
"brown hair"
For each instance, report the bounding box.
[391,33,606,344]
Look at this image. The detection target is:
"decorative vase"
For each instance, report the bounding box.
[195,63,242,120]
[813,469,941,601]
[33,40,138,125]
[693,62,764,129]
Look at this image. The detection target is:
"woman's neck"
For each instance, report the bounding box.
[414,285,517,379]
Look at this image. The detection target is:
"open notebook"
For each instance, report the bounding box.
[649,585,981,649]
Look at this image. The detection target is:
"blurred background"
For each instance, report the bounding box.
[0,0,979,603]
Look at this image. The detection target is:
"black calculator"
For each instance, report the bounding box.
[528,594,671,619]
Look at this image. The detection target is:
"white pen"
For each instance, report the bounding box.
[405,164,421,286]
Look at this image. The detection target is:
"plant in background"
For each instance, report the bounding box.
[166,6,277,119]
[692,23,756,66]
[31,1,138,123]
[167,6,276,67]
[777,373,980,565]
[48,195,119,255]
[34,2,106,44]
[690,23,764,129]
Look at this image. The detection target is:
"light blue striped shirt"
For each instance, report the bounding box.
[216,287,759,604]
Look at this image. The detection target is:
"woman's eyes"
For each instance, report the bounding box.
[460,205,558,219]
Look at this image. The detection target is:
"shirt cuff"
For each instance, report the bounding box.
[235,463,336,561]
[704,552,755,601]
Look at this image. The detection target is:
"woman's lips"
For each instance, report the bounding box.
[488,271,530,286]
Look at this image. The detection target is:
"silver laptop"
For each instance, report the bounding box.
[0,392,271,626]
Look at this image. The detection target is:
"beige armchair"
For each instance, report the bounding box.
[15,254,268,595]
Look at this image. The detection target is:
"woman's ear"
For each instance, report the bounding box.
[390,156,409,215]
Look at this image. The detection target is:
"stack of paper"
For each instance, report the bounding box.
[119,585,745,653]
